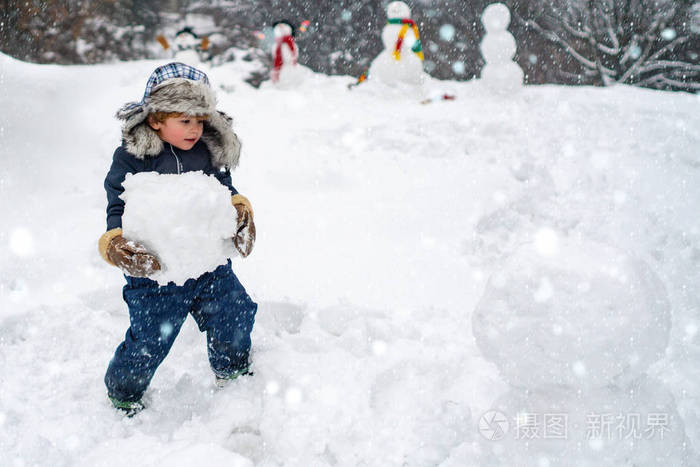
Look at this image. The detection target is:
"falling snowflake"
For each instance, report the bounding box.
[572,360,587,377]
[439,24,456,42]
[160,321,174,339]
[534,228,559,256]
[265,381,280,395]
[285,387,303,406]
[372,340,388,356]
[9,227,35,257]
[629,44,642,59]
[660,28,676,40]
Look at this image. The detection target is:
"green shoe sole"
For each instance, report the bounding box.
[215,367,253,388]
[109,396,145,417]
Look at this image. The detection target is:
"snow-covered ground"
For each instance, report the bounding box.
[1,52,698,466]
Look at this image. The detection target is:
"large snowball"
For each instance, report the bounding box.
[479,62,524,93]
[121,171,238,286]
[368,50,426,87]
[274,64,314,89]
[472,238,671,390]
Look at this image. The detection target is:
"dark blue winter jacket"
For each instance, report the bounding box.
[104,141,238,231]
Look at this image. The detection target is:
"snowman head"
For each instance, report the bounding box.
[482,3,511,31]
[174,27,199,49]
[273,20,295,39]
[386,1,411,19]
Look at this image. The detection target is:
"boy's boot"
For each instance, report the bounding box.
[214,366,253,388]
[109,396,145,417]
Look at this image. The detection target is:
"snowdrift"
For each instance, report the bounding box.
[1,52,699,465]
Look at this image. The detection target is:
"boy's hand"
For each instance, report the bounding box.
[233,203,256,257]
[107,235,161,277]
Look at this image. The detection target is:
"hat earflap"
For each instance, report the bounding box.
[202,111,241,170]
[116,105,164,157]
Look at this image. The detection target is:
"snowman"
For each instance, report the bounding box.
[478,3,523,94]
[471,238,695,465]
[156,27,210,67]
[367,1,426,87]
[270,20,301,85]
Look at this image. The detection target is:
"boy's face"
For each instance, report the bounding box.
[150,114,205,151]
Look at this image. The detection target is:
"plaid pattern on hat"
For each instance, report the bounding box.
[141,62,209,103]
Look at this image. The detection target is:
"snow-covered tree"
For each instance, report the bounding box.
[513,0,699,92]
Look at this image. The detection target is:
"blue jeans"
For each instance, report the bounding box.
[105,262,257,402]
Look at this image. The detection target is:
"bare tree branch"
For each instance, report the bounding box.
[637,59,700,74]
[525,0,697,91]
[637,73,700,90]
[522,18,602,71]
[618,34,688,83]
[645,35,690,64]
[561,18,590,39]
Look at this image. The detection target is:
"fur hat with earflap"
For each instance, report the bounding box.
[116,62,241,169]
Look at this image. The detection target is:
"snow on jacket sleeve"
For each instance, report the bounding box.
[211,167,239,196]
[104,147,145,231]
[211,168,252,215]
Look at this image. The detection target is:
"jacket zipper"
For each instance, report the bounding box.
[169,144,183,174]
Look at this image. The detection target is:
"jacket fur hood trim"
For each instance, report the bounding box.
[116,78,241,169]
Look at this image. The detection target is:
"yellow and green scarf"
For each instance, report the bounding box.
[387,18,424,61]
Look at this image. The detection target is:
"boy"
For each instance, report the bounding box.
[97,62,257,416]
